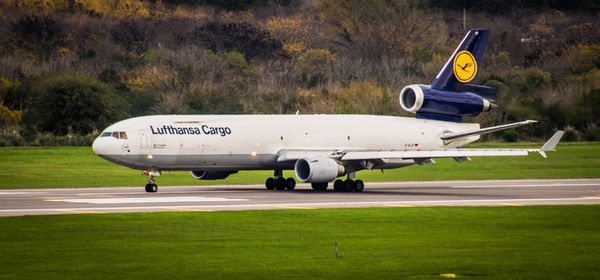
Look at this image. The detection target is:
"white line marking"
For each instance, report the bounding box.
[451,183,600,188]
[0,192,31,195]
[0,191,49,195]
[3,197,599,213]
[45,196,248,204]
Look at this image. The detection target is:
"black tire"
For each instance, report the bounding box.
[265,177,275,190]
[311,182,328,191]
[285,178,296,190]
[343,180,354,192]
[145,184,157,193]
[353,180,364,192]
[275,177,286,190]
[333,179,344,192]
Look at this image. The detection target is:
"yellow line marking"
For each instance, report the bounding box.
[440,273,456,278]
[56,210,106,214]
[274,206,317,210]
[582,196,600,199]
[500,203,522,206]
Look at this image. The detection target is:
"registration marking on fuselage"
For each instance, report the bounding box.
[45,196,248,204]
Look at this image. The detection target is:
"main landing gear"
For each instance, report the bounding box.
[145,174,158,193]
[265,170,296,190]
[333,179,364,192]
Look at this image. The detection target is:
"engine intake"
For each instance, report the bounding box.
[294,157,345,183]
[190,170,238,180]
[399,84,491,121]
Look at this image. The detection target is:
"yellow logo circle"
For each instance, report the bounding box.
[453,50,477,83]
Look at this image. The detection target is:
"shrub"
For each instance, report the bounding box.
[502,129,518,142]
[562,126,580,142]
[26,75,124,135]
[186,22,285,59]
[111,20,151,55]
[10,15,72,59]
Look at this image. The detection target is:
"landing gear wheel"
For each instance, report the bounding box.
[353,180,364,192]
[333,179,344,192]
[285,178,296,190]
[311,182,328,191]
[265,178,275,190]
[145,183,157,193]
[275,177,286,190]
[343,179,354,192]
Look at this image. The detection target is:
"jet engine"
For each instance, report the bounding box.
[399,84,492,121]
[190,170,238,180]
[294,157,345,183]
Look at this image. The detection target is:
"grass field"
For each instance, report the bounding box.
[0,206,598,279]
[0,142,598,189]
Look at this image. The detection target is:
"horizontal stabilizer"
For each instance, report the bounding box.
[454,84,497,101]
[441,120,537,141]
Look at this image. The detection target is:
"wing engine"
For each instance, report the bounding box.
[294,157,345,183]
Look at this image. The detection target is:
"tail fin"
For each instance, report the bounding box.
[399,29,497,122]
[431,29,496,101]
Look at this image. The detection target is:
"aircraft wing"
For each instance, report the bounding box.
[277,131,564,163]
[440,120,537,141]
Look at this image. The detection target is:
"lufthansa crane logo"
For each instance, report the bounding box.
[453,50,477,83]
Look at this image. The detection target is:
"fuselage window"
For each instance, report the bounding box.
[112,132,119,138]
[101,132,112,137]
[119,132,128,139]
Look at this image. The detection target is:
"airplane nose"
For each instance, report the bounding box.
[92,137,106,155]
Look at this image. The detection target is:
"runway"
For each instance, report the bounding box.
[1,178,599,216]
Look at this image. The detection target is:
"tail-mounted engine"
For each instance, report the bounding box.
[399,84,492,122]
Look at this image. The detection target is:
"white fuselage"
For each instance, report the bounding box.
[92,114,480,171]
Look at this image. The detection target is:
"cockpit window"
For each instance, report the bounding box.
[105,131,128,139]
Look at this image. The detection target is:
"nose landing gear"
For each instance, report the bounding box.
[143,170,160,192]
[145,175,158,192]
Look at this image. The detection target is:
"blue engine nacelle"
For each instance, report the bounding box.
[399,84,491,122]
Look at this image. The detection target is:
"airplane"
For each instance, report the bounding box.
[92,29,564,193]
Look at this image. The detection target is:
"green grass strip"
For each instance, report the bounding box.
[0,142,598,189]
[0,206,599,279]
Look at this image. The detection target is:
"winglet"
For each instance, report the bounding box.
[541,131,564,151]
[530,131,564,158]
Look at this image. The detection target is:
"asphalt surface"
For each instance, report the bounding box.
[1,179,599,216]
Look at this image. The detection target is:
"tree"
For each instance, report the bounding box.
[27,75,124,135]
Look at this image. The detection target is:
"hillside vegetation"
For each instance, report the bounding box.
[0,0,599,145]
